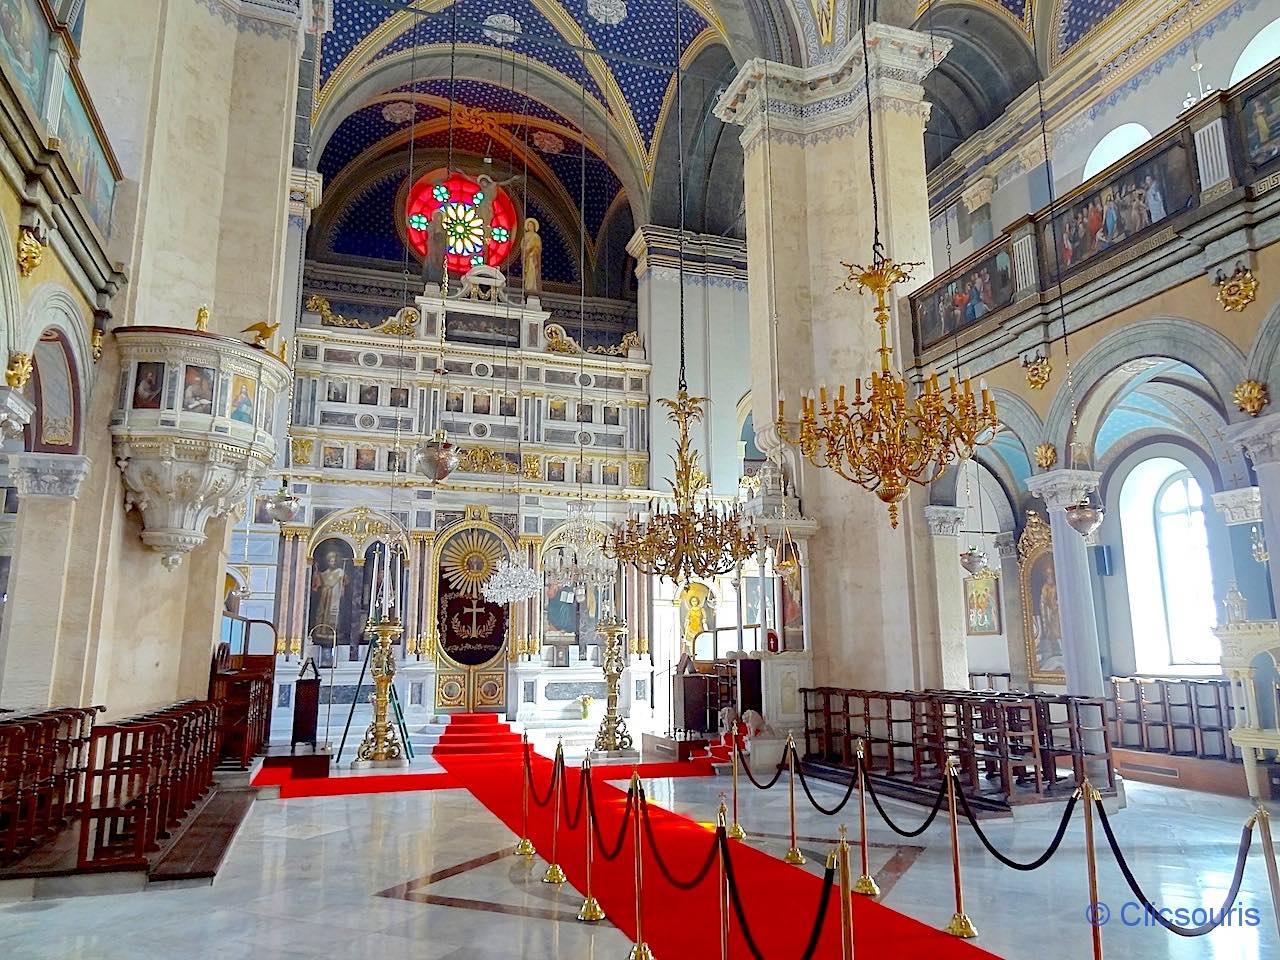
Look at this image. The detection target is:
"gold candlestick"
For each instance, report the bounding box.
[784,734,806,865]
[594,614,634,752]
[355,616,404,763]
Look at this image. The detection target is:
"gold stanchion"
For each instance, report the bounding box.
[943,755,978,938]
[728,734,746,841]
[717,796,731,960]
[541,740,567,884]
[1257,804,1280,938]
[852,739,879,896]
[1080,780,1103,960]
[628,771,655,960]
[836,825,856,960]
[577,755,606,923]
[784,733,806,865]
[515,731,536,858]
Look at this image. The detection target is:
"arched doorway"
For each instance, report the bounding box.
[433,505,516,711]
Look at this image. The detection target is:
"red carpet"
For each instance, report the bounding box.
[438,751,1004,960]
[251,765,460,798]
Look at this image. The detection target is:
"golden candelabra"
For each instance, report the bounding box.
[594,614,634,752]
[776,256,1000,527]
[606,389,756,583]
[355,617,403,763]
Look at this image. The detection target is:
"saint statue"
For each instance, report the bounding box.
[474,172,522,247]
[310,549,348,640]
[521,217,542,295]
[422,205,447,286]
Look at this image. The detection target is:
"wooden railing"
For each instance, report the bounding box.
[802,686,1114,804]
[0,707,101,864]
[911,58,1280,359]
[1106,675,1238,761]
[78,700,224,869]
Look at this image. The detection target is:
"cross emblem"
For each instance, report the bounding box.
[463,599,487,634]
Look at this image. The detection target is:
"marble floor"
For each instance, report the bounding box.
[0,773,1275,959]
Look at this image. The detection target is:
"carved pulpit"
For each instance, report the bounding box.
[1214,583,1280,801]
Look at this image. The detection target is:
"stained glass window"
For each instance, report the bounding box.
[404,171,518,274]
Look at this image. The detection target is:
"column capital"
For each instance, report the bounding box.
[288,167,324,222]
[992,530,1017,559]
[714,23,949,150]
[923,505,966,537]
[0,386,36,439]
[1211,486,1262,525]
[1229,412,1280,468]
[9,452,91,499]
[1026,469,1101,510]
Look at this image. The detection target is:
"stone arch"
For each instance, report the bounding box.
[1044,318,1247,455]
[18,285,95,454]
[990,387,1043,454]
[0,208,20,356]
[1244,291,1280,386]
[307,507,412,560]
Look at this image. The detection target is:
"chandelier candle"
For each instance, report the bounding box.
[777,256,1000,527]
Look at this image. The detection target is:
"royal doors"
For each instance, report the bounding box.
[433,511,513,711]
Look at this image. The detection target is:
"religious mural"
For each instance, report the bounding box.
[181,365,215,413]
[916,248,1014,349]
[307,539,361,655]
[542,545,602,656]
[776,542,804,651]
[56,73,116,233]
[131,362,164,409]
[964,572,1001,637]
[1018,511,1066,683]
[0,0,49,115]
[1042,141,1196,280]
[1241,78,1280,170]
[228,374,256,425]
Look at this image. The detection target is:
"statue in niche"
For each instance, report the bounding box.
[422,205,447,286]
[521,217,542,295]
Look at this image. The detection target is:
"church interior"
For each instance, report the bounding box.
[3,0,1280,956]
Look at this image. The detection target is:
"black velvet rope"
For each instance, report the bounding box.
[560,763,586,830]
[739,742,787,790]
[638,790,720,891]
[524,746,559,809]
[719,831,837,960]
[793,759,859,816]
[956,787,1079,871]
[860,759,947,838]
[1096,801,1254,937]
[588,776,633,862]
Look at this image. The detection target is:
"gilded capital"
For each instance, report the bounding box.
[1026,469,1101,511]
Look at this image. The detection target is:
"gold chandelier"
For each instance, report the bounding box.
[772,23,999,528]
[606,389,756,585]
[777,255,999,527]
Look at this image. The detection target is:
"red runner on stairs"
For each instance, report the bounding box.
[437,751,1003,960]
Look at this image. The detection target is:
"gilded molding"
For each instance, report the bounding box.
[17,228,43,278]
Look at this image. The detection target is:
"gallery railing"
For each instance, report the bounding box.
[910,57,1280,361]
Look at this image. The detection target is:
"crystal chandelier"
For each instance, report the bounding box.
[607,390,756,584]
[777,257,999,527]
[482,556,542,604]
[264,481,301,523]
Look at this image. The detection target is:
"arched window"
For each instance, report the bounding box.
[1082,124,1153,181]
[1119,458,1219,672]
[1231,18,1280,86]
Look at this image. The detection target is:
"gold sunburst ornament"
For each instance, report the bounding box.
[1215,264,1258,312]
[1034,442,1058,470]
[1232,378,1269,418]
[439,530,506,597]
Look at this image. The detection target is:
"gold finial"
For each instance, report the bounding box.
[195,304,210,331]
[5,352,32,388]
[91,327,103,362]
[16,228,43,278]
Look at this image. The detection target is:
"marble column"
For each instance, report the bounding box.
[993,532,1030,691]
[1227,414,1280,610]
[715,25,948,689]
[923,506,969,690]
[0,453,92,711]
[1026,470,1105,696]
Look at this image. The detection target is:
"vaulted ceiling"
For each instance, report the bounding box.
[306,0,1151,287]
